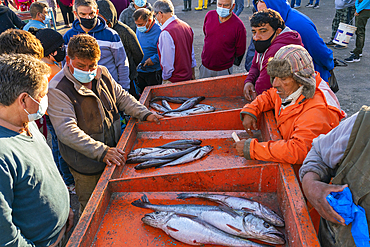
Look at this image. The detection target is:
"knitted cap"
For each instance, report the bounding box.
[35,28,64,57]
[267,45,316,99]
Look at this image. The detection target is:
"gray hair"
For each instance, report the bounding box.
[74,0,98,12]
[153,0,174,14]
[217,0,235,5]
[133,8,153,22]
[0,54,50,106]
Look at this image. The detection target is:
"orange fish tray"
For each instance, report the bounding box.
[66,74,319,247]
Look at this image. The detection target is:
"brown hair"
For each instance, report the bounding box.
[30,2,47,19]
[0,29,44,59]
[67,34,101,61]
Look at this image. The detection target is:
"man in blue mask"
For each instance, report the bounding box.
[48,34,162,215]
[64,0,131,92]
[119,0,152,32]
[23,2,49,31]
[199,0,246,79]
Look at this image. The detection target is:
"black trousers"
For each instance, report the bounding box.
[137,70,162,93]
[58,0,74,25]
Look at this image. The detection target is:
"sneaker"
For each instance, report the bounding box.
[350,50,363,57]
[67,184,76,195]
[334,44,346,49]
[345,54,361,63]
[293,4,301,8]
[325,40,335,46]
[313,3,319,8]
[305,3,314,7]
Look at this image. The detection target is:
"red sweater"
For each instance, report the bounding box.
[201,11,247,71]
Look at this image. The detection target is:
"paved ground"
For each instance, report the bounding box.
[30,0,370,239]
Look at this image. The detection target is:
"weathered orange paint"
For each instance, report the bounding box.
[66,74,320,247]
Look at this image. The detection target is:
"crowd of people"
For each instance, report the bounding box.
[0,0,369,246]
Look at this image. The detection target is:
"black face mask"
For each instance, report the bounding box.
[253,30,276,53]
[53,46,66,62]
[79,15,97,29]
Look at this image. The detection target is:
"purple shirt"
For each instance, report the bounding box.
[158,16,196,80]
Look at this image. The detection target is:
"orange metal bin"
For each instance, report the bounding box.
[66,75,319,247]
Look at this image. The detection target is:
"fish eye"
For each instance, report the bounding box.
[155,211,160,214]
[263,222,271,228]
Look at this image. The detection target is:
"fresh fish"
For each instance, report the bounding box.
[134,195,285,244]
[163,112,189,117]
[128,146,200,165]
[158,139,202,148]
[150,96,189,104]
[159,145,213,167]
[161,100,172,111]
[128,147,166,158]
[157,144,200,150]
[126,149,180,164]
[150,102,167,112]
[135,159,174,170]
[181,105,216,115]
[163,96,205,114]
[177,193,285,227]
[142,211,271,247]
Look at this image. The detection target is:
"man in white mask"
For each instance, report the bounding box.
[48,34,162,215]
[119,0,152,32]
[199,0,246,79]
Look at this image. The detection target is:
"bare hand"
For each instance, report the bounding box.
[66,208,74,232]
[146,113,163,124]
[233,139,247,156]
[243,82,257,102]
[143,58,154,66]
[103,147,126,166]
[355,11,360,16]
[242,114,258,136]
[302,172,347,225]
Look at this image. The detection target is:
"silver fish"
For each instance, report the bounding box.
[142,211,271,247]
[150,96,189,104]
[126,149,180,164]
[133,195,285,244]
[135,159,174,170]
[177,193,285,227]
[157,144,200,150]
[181,105,216,115]
[161,100,172,111]
[163,112,189,117]
[159,145,213,167]
[159,139,202,148]
[149,102,167,112]
[163,96,205,114]
[128,147,165,158]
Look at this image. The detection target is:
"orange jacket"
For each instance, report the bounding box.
[240,73,346,165]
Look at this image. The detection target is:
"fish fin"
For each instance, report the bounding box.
[226,224,243,233]
[175,213,198,219]
[131,199,147,208]
[176,193,195,200]
[241,207,256,213]
[141,194,150,203]
[166,226,179,232]
[218,205,240,218]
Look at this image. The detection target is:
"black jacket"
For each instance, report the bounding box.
[0,5,25,34]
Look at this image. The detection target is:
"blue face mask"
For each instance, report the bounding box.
[43,14,51,24]
[24,95,48,122]
[71,64,97,83]
[134,0,146,7]
[137,21,148,32]
[216,6,231,18]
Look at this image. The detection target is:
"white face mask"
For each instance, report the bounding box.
[24,94,48,122]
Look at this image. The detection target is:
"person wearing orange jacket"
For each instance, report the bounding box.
[234,45,346,168]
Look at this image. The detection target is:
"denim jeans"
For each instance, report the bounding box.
[45,115,75,186]
[233,0,244,16]
[290,0,301,7]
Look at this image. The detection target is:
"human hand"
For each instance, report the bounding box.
[243,82,257,101]
[143,58,154,66]
[242,114,258,136]
[66,208,74,232]
[355,11,360,16]
[302,172,347,225]
[146,113,163,124]
[103,147,126,166]
[233,139,247,156]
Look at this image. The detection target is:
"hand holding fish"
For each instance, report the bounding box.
[242,114,257,136]
[243,82,257,102]
[103,147,126,166]
[146,113,163,124]
[233,139,247,157]
[302,172,347,226]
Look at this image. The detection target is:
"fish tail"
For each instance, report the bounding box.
[131,194,151,208]
[176,193,196,200]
